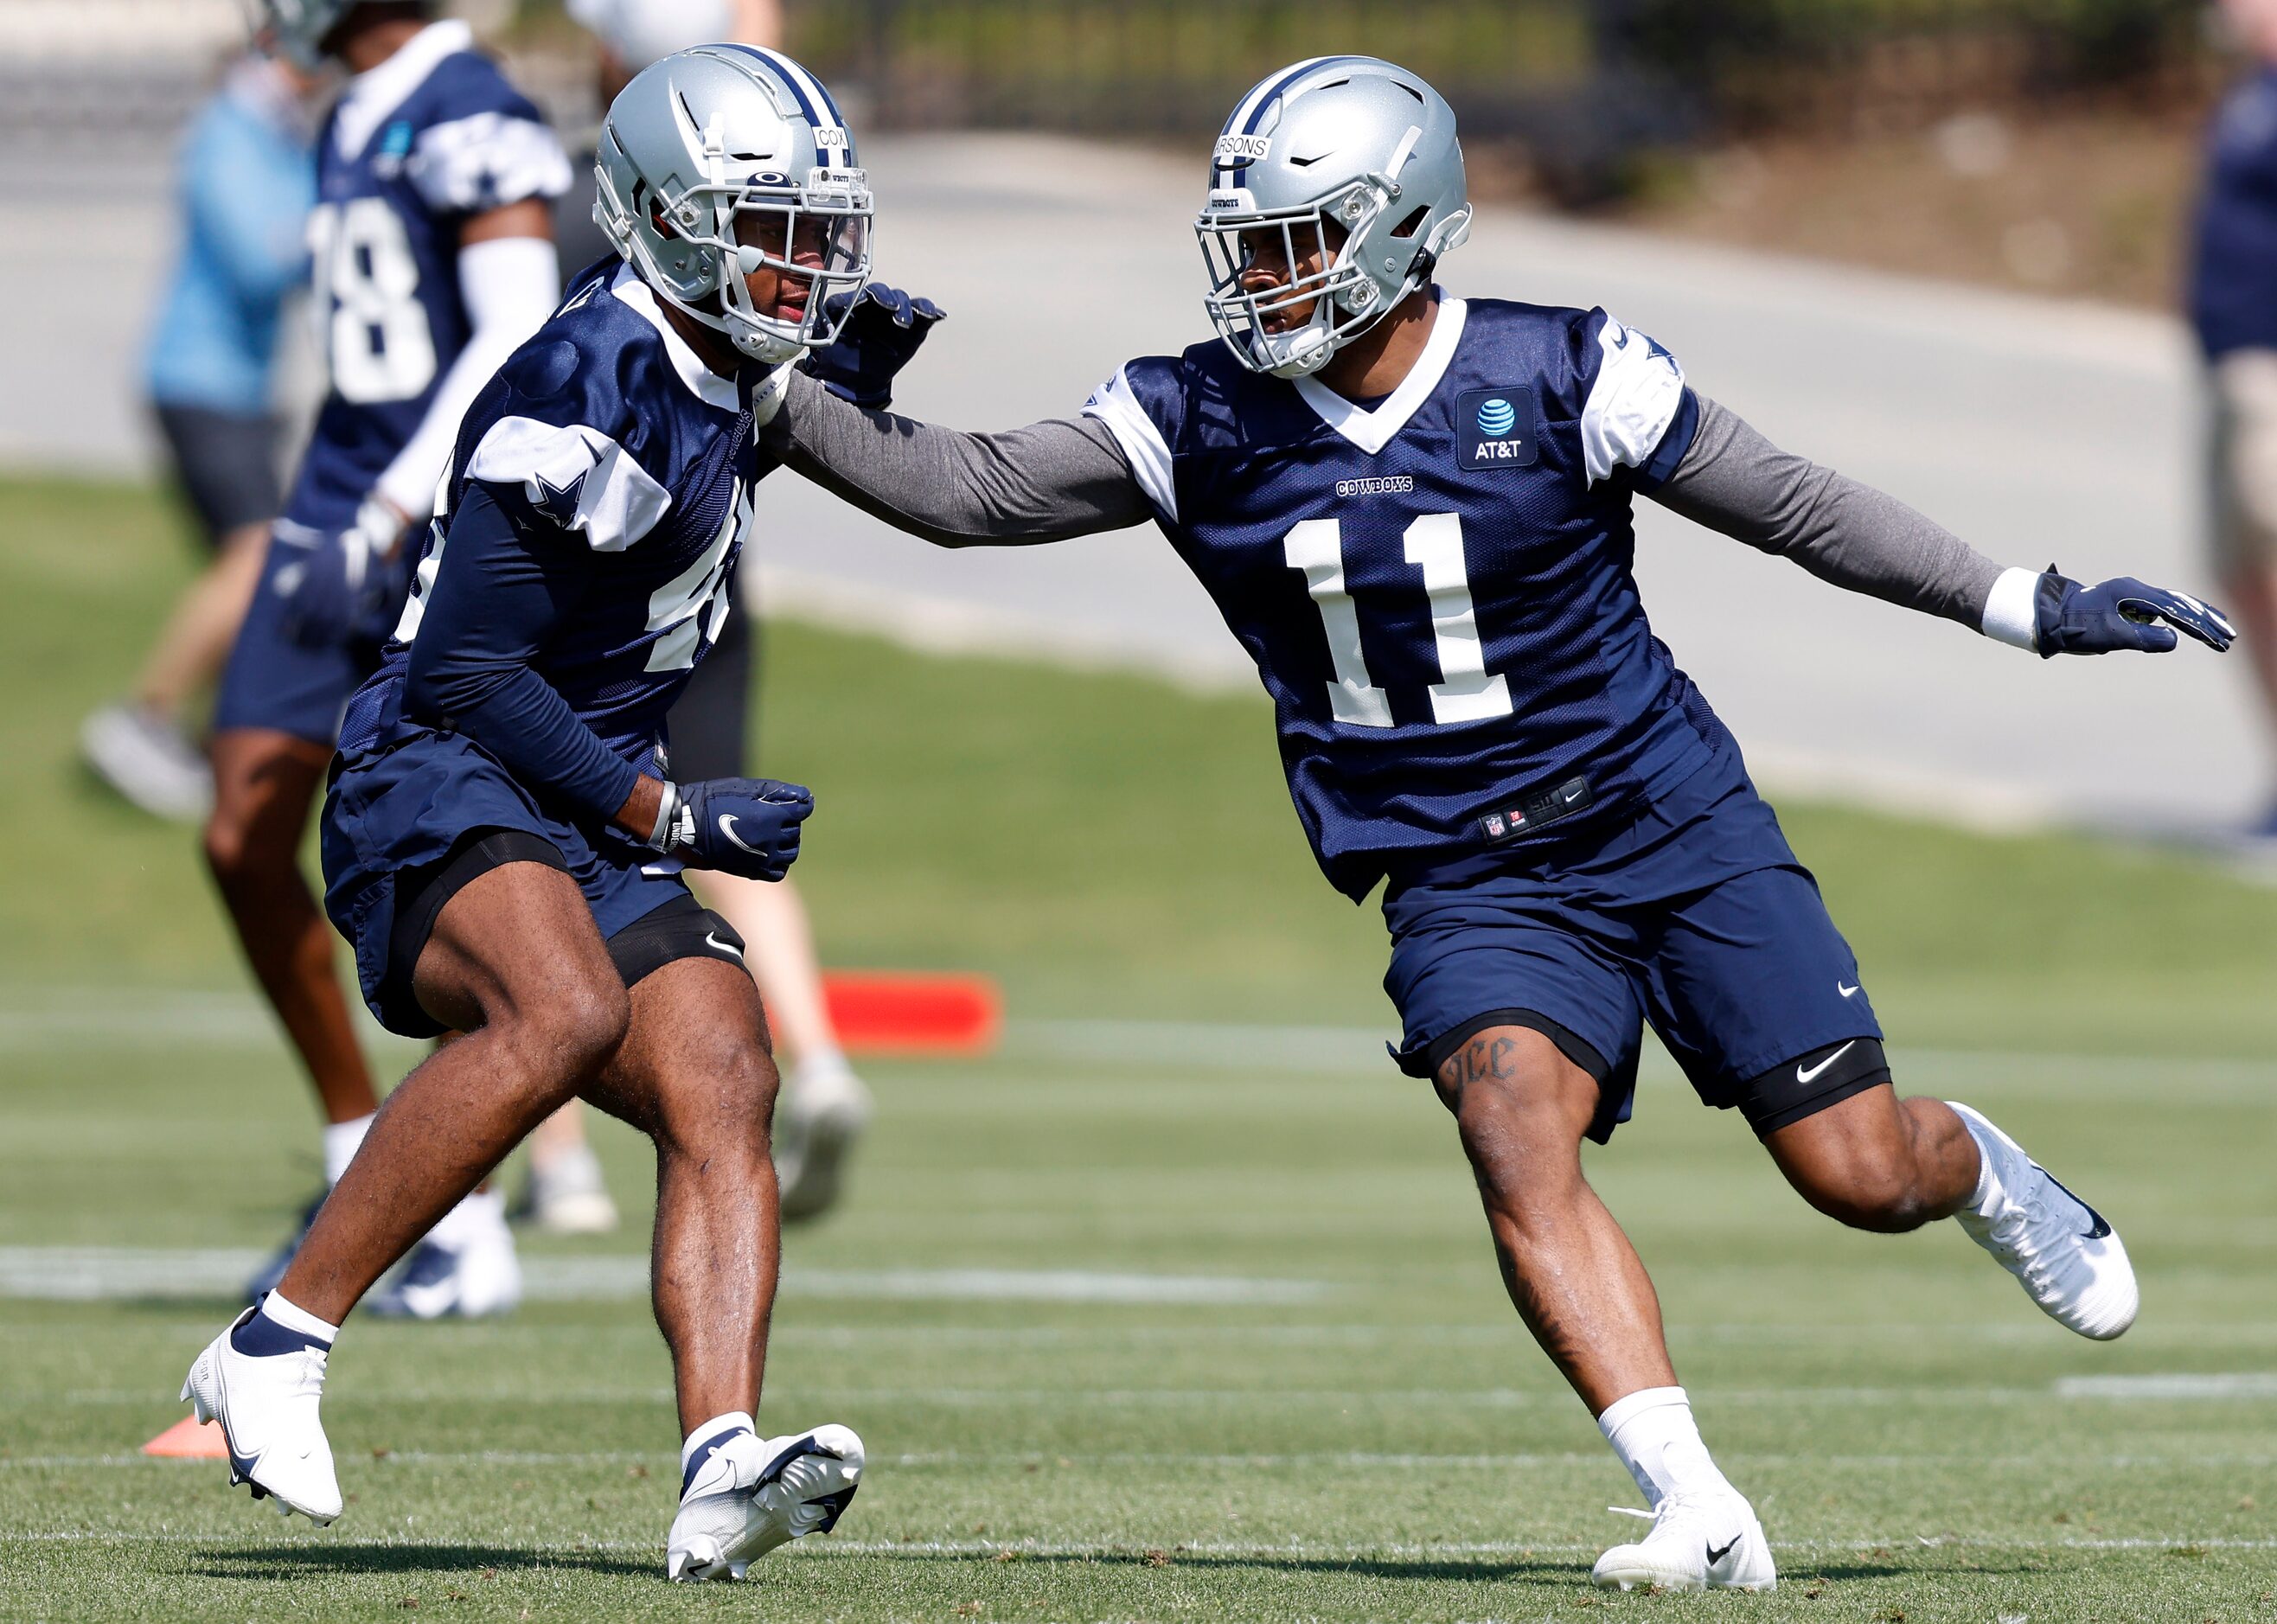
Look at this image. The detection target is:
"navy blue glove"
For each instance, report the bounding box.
[278,497,412,649]
[660,777,814,881]
[2034,566,2235,657]
[799,283,944,410]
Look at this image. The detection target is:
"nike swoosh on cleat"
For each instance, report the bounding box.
[1796,1040,1857,1084]
[2037,1165,2114,1239]
[1706,1536,1742,1565]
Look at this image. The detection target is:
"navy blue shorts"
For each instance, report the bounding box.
[1383,744,1886,1142]
[321,729,715,1037]
[212,521,387,747]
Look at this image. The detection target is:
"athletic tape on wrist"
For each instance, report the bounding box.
[648,782,682,851]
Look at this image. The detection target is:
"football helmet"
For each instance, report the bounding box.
[595,45,873,365]
[1197,57,1473,379]
[250,0,424,67]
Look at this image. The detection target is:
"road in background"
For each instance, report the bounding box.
[9,130,2261,832]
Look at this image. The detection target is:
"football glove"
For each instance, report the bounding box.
[278,496,413,650]
[2034,566,2235,658]
[652,777,814,882]
[799,283,945,411]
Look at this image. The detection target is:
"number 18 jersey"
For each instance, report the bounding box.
[287,19,569,533]
[1083,295,1728,900]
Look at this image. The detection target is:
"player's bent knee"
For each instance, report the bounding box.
[504,977,630,1084]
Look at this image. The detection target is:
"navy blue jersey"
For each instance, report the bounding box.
[286,20,569,533]
[2191,67,2277,358]
[1083,296,1719,899]
[338,259,769,787]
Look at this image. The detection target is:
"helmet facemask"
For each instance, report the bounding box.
[611,166,873,367]
[1199,177,1417,380]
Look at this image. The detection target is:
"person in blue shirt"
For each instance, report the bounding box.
[204,0,575,1320]
[760,56,2236,1594]
[2191,0,2277,833]
[181,43,932,1582]
[80,51,317,822]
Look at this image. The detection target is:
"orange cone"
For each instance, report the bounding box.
[819,972,1001,1056]
[142,1415,228,1458]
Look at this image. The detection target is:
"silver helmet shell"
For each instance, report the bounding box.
[594,45,874,366]
[1197,57,1473,379]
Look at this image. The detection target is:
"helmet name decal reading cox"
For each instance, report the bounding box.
[1455,387,1539,471]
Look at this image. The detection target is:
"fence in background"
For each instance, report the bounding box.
[0,0,2231,182]
[784,0,2223,193]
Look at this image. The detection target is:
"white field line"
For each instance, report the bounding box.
[5,1531,2277,1556]
[2056,1372,2277,1399]
[10,1448,2274,1472]
[42,1384,2061,1408]
[1,991,2274,1102]
[0,1248,1329,1306]
[19,1315,2277,1352]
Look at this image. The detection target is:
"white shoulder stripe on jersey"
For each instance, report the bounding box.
[1578,316,1687,486]
[465,415,673,553]
[1083,368,1179,524]
[408,112,574,214]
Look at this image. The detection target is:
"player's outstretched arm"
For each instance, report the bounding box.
[764,371,1154,548]
[1651,396,2235,656]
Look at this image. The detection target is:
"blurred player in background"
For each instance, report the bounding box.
[506,0,874,1237]
[764,55,2234,1593]
[183,42,920,1578]
[208,0,570,1315]
[2193,0,2277,835]
[80,48,317,822]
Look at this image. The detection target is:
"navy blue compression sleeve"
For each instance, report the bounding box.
[403,484,644,822]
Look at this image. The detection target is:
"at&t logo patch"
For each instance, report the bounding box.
[1455,387,1538,472]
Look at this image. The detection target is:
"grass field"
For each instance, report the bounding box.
[3,475,2274,1621]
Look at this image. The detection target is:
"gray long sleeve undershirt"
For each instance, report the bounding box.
[767,371,2005,630]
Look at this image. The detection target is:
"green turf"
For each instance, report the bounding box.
[2,476,2273,1619]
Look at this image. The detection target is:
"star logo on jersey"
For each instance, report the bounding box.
[1455,387,1539,473]
[528,467,590,528]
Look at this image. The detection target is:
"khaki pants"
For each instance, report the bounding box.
[2208,348,2277,576]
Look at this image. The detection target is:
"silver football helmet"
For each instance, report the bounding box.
[594,45,873,365]
[1197,57,1473,379]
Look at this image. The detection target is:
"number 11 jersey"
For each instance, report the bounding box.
[288,19,569,534]
[1083,295,1726,901]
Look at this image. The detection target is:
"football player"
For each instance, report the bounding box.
[182,45,931,1581]
[206,0,574,1314]
[758,57,2236,1593]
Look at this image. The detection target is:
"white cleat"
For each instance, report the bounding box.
[180,1308,342,1525]
[776,1058,873,1223]
[80,703,212,822]
[367,1221,521,1320]
[1591,1488,1776,1593]
[667,1423,864,1582]
[517,1145,620,1237]
[1949,1102,2138,1339]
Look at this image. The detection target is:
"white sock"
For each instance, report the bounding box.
[323,1114,374,1186]
[681,1410,756,1471]
[262,1290,340,1343]
[1950,1103,2005,1218]
[428,1188,508,1253]
[1597,1386,1736,1509]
